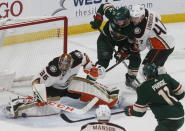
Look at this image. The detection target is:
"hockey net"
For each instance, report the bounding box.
[0,16,68,88]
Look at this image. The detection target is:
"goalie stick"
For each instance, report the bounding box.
[60,110,126,123]
[47,97,99,115]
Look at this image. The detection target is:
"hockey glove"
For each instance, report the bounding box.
[114,51,129,62]
[129,44,139,53]
[84,64,105,79]
[90,14,103,29]
[124,105,133,116]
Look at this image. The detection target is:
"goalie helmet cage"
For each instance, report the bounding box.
[0,16,68,87]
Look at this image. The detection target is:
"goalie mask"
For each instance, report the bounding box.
[130,5,145,25]
[96,105,111,121]
[58,53,72,75]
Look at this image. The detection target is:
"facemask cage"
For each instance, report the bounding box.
[58,54,72,74]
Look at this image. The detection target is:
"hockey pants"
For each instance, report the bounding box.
[97,34,141,70]
[155,118,184,131]
[142,48,174,66]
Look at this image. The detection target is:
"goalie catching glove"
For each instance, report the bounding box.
[84,64,105,79]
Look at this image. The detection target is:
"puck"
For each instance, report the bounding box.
[22,113,27,118]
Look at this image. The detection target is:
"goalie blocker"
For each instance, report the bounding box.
[3,77,119,118]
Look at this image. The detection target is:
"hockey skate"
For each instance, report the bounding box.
[2,96,33,118]
[125,73,138,90]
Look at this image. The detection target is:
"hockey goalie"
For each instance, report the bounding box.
[2,50,119,118]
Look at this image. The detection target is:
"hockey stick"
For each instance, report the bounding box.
[98,28,141,85]
[60,110,126,123]
[1,87,99,115]
[47,97,99,115]
[105,60,122,72]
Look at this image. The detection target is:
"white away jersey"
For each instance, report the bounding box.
[134,9,174,51]
[81,122,126,131]
[33,50,94,89]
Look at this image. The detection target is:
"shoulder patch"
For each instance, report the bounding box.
[134,27,142,35]
[70,50,83,68]
[46,57,61,76]
[74,51,83,58]
[49,65,57,73]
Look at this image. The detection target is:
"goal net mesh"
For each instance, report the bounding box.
[0,16,68,88]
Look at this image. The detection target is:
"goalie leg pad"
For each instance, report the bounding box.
[2,97,34,118]
[95,97,118,107]
[15,104,60,117]
[2,96,61,118]
[79,93,118,107]
[68,77,119,107]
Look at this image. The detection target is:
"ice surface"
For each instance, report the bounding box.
[0,22,185,131]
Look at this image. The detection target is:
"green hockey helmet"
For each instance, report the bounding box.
[113,7,130,27]
[143,63,158,78]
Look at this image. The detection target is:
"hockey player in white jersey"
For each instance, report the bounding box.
[3,50,119,118]
[130,5,174,75]
[32,50,106,100]
[81,105,126,131]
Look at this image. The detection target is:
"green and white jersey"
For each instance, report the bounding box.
[132,74,184,120]
[96,3,135,43]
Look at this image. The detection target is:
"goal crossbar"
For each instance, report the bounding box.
[0,16,68,53]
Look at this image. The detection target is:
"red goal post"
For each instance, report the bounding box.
[0,16,68,87]
[0,16,68,53]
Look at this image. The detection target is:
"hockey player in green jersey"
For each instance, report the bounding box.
[124,63,184,131]
[90,3,141,89]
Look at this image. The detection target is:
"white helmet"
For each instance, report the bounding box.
[96,105,111,121]
[130,4,145,18]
